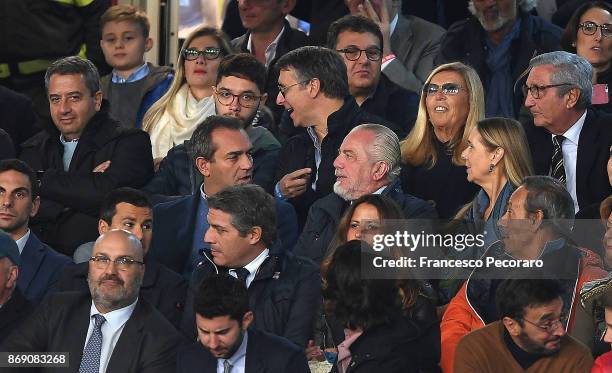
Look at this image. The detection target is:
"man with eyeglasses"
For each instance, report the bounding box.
[454,279,593,372]
[441,176,606,372]
[0,229,184,373]
[436,0,562,118]
[326,14,419,134]
[523,51,612,217]
[145,53,281,197]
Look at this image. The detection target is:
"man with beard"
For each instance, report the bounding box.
[436,0,562,118]
[0,230,183,372]
[177,274,309,372]
[454,279,593,372]
[144,53,280,196]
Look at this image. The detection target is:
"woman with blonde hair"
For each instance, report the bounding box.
[142,26,232,164]
[400,62,483,218]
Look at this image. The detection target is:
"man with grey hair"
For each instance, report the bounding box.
[18,56,154,256]
[293,123,437,263]
[436,0,562,118]
[523,51,612,215]
[440,175,607,372]
[0,229,184,372]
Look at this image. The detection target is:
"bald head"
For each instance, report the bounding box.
[93,229,144,261]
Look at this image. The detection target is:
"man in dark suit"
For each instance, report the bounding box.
[0,231,33,344]
[149,116,297,276]
[0,159,71,304]
[1,230,183,373]
[178,274,309,373]
[56,187,188,331]
[523,51,612,216]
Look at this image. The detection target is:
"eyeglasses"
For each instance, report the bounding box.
[336,47,382,61]
[277,79,311,98]
[182,47,222,61]
[89,255,144,271]
[214,88,262,108]
[522,83,573,99]
[520,315,567,333]
[423,82,466,96]
[579,21,612,38]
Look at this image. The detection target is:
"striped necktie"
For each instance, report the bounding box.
[550,135,566,185]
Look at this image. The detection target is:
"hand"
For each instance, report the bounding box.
[153,157,164,172]
[358,0,393,57]
[279,168,312,199]
[93,160,111,173]
[305,340,325,361]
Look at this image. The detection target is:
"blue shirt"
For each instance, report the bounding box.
[111,63,149,84]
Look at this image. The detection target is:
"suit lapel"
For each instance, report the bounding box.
[17,233,44,294]
[391,16,413,62]
[105,301,146,372]
[576,110,599,207]
[63,297,93,372]
[245,331,264,373]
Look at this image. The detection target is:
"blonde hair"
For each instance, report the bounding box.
[400,62,484,168]
[141,26,232,134]
[101,4,150,38]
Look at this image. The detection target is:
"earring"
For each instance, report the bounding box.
[488,164,494,173]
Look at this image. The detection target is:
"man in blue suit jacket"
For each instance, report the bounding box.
[149,116,297,276]
[177,274,309,373]
[0,159,71,303]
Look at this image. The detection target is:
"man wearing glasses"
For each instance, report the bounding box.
[441,176,606,372]
[0,230,184,373]
[454,279,593,372]
[523,51,612,217]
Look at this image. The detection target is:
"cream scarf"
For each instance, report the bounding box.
[148,84,215,158]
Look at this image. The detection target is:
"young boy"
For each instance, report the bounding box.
[99,4,173,128]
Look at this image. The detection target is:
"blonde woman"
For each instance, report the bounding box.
[400,62,484,218]
[142,26,232,164]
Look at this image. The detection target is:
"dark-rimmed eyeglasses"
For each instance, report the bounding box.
[277,79,311,98]
[522,83,573,99]
[423,83,466,96]
[520,315,567,333]
[214,87,262,108]
[579,21,612,38]
[89,255,144,271]
[336,47,382,61]
[182,47,222,61]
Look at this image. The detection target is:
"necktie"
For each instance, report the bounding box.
[79,314,106,373]
[223,359,233,373]
[550,135,566,185]
[234,267,250,286]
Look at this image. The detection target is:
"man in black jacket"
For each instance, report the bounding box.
[185,184,320,348]
[19,56,154,255]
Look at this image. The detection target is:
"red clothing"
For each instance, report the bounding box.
[592,351,612,373]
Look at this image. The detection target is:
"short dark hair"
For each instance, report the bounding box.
[99,187,151,224]
[193,274,249,323]
[496,279,564,323]
[561,1,612,53]
[326,15,384,50]
[216,53,267,93]
[189,115,243,164]
[44,56,101,96]
[521,176,575,236]
[276,46,349,99]
[323,240,402,330]
[207,184,277,247]
[0,159,39,198]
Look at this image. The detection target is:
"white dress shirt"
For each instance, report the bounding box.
[555,110,586,213]
[217,331,248,373]
[84,299,138,373]
[229,248,269,289]
[247,26,285,67]
[14,229,30,255]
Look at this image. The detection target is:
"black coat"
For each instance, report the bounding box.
[0,292,184,373]
[0,128,15,160]
[19,101,154,255]
[177,329,310,373]
[0,288,33,345]
[523,108,612,213]
[184,249,321,348]
[54,261,188,331]
[0,73,38,155]
[293,180,438,263]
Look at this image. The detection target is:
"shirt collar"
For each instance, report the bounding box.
[90,297,138,330]
[554,110,586,146]
[223,329,248,366]
[372,185,387,195]
[246,26,285,67]
[14,229,30,255]
[111,63,149,83]
[60,134,79,144]
[389,13,399,36]
[200,183,208,200]
[243,248,270,277]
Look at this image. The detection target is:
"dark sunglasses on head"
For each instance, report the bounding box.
[182,47,222,61]
[423,82,465,96]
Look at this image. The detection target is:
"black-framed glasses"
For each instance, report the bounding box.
[182,47,222,61]
[277,79,311,98]
[579,21,612,38]
[89,255,144,271]
[520,315,567,333]
[214,88,262,108]
[336,47,382,61]
[522,83,573,99]
[423,82,465,96]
